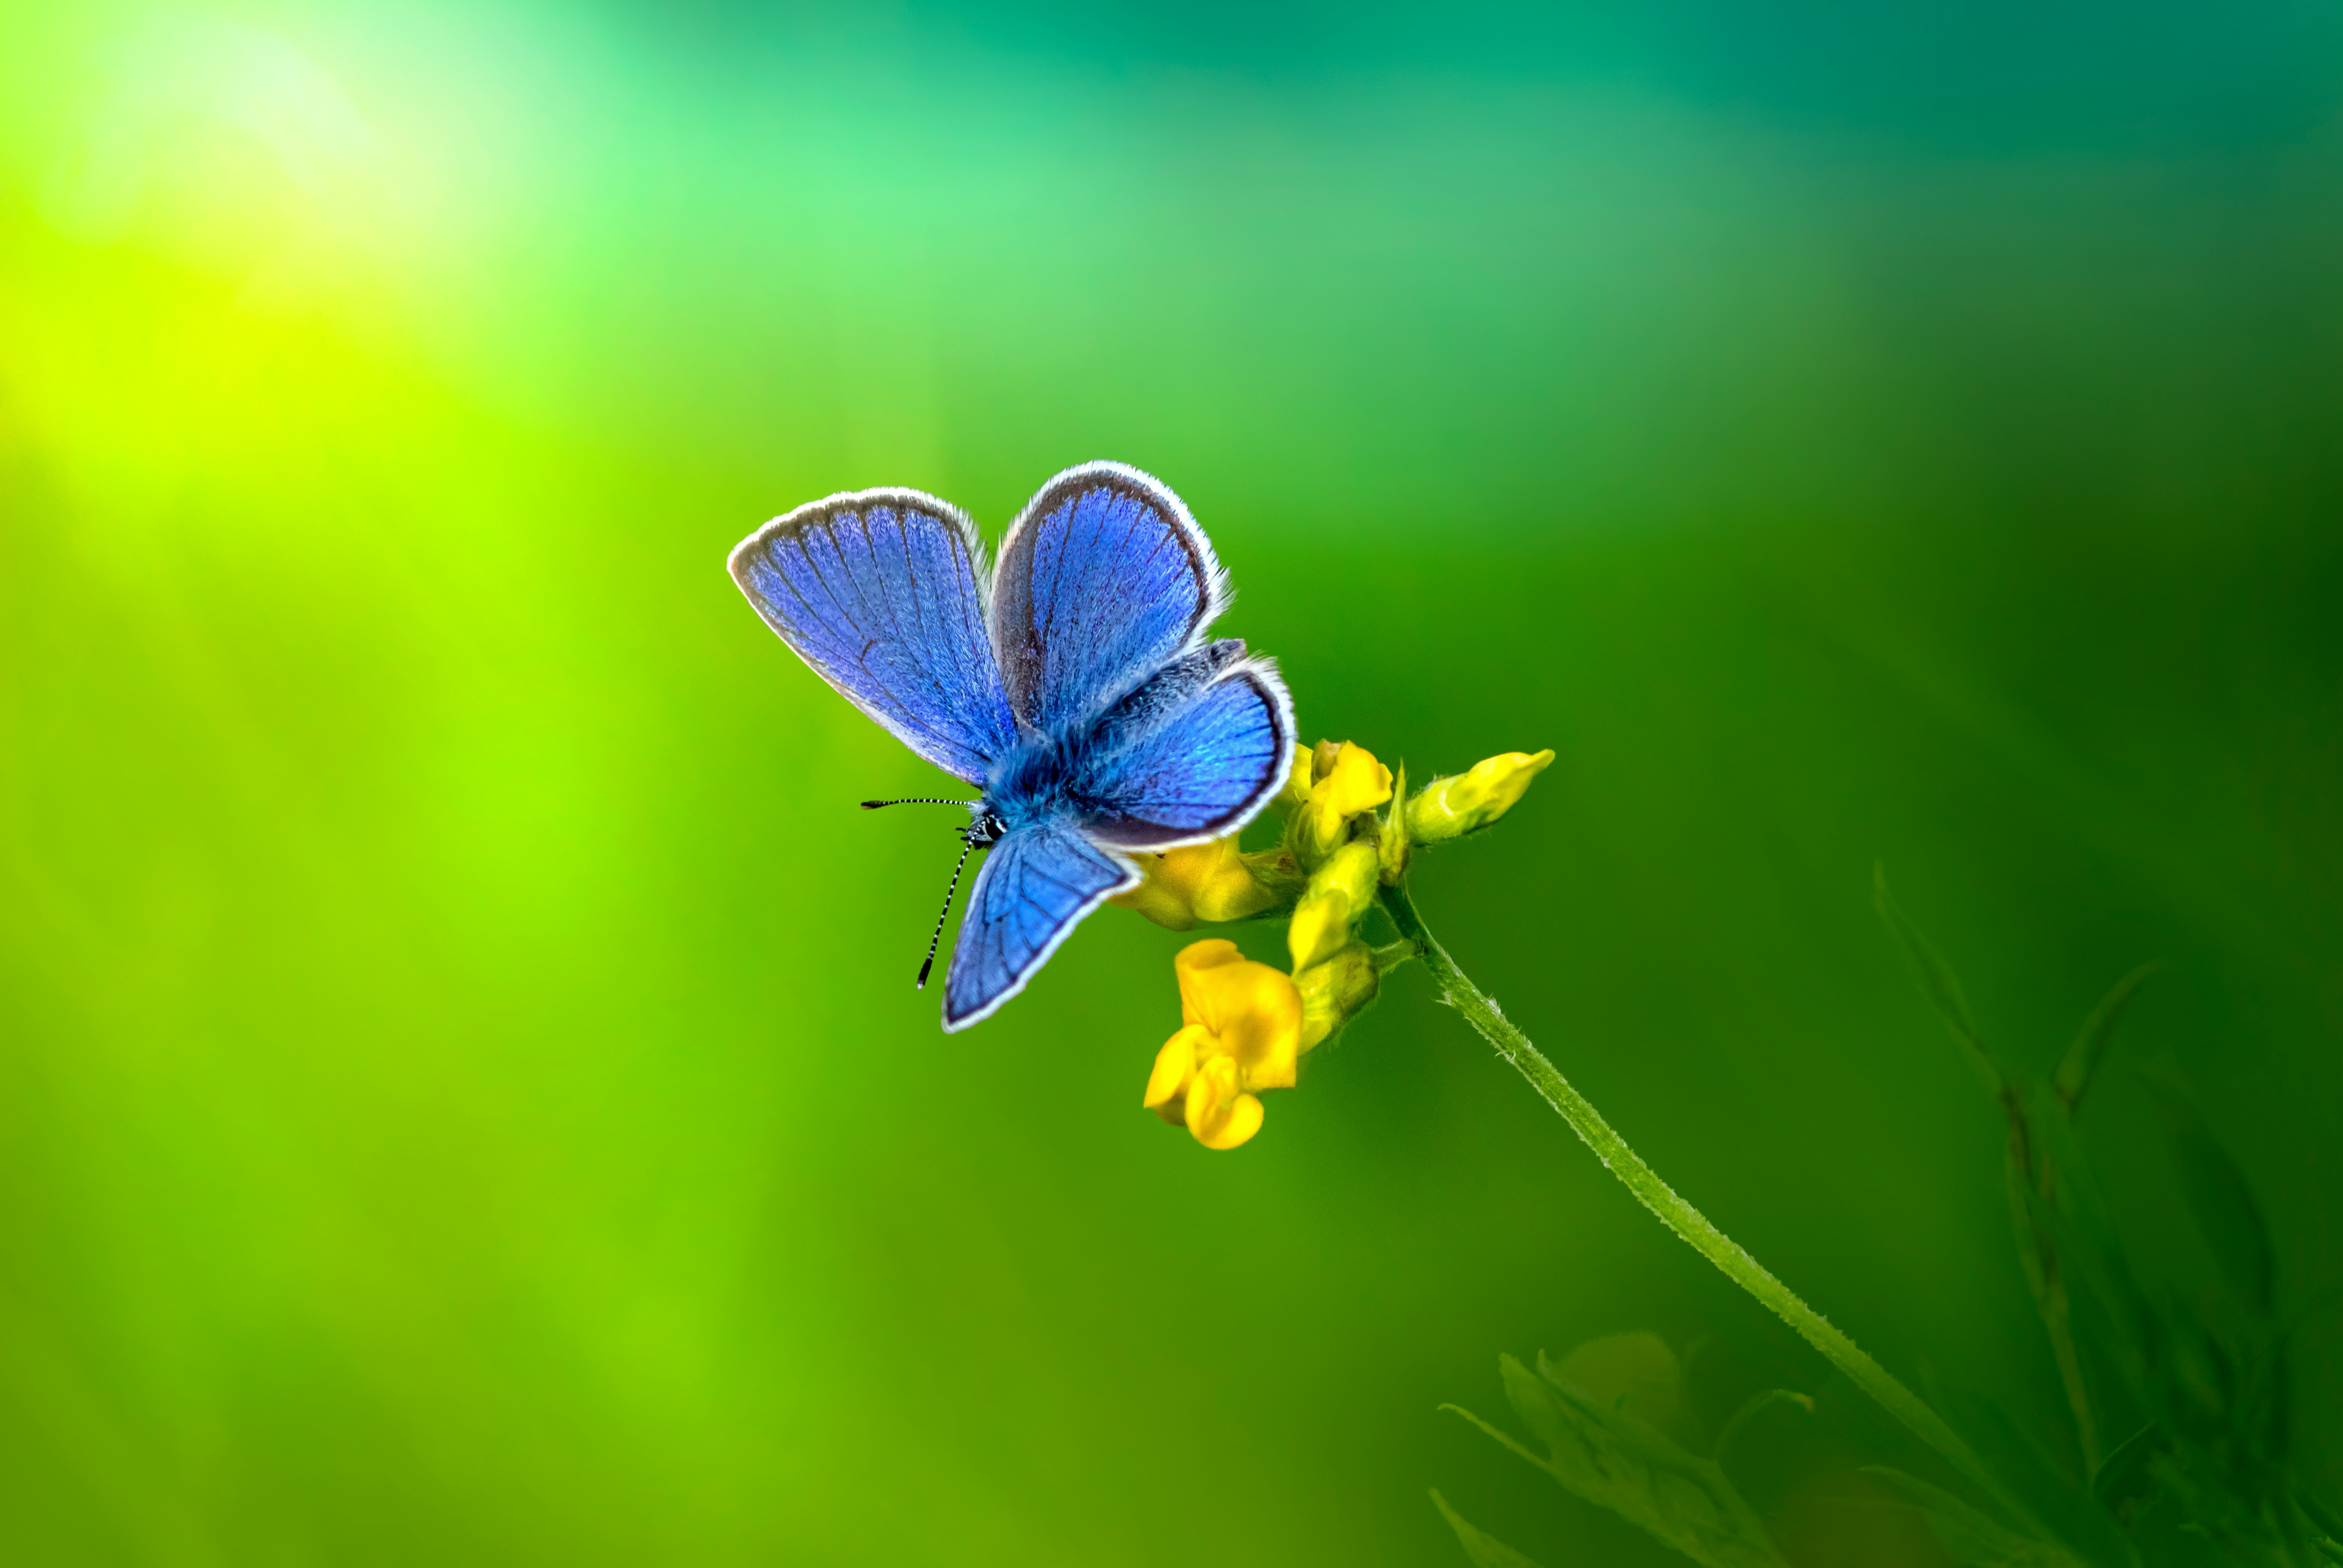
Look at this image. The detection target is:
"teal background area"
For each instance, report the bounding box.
[3,3,2341,1563]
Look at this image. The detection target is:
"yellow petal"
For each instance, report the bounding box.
[1161,942,1301,1131]
[1145,1024,1208,1108]
[1294,740,1393,866]
[1184,1054,1240,1142]
[1195,1092,1264,1150]
[1154,837,1279,924]
[1318,742,1394,817]
[1238,1021,1301,1093]
[1185,953,1303,1091]
[1286,891,1345,973]
[1109,852,1200,931]
[1173,939,1249,1026]
[1286,842,1379,971]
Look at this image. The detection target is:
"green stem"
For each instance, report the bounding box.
[2012,1113,2101,1478]
[1380,881,2043,1534]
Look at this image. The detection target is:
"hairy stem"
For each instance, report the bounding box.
[1381,880,2043,1534]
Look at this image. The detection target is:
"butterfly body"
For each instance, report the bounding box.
[730,462,1293,1031]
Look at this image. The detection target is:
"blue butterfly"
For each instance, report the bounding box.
[728,461,1296,1031]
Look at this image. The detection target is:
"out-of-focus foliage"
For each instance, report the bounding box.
[1445,883,2340,1567]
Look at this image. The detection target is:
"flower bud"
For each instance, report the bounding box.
[1287,841,1379,971]
[1295,940,1378,1051]
[1293,740,1393,868]
[1111,835,1282,930]
[1404,750,1555,844]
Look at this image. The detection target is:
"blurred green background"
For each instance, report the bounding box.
[4,2,2342,1563]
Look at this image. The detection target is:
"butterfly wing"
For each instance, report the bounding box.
[730,489,1019,782]
[989,461,1229,735]
[942,822,1138,1032]
[1073,641,1296,850]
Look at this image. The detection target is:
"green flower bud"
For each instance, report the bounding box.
[1404,749,1555,844]
[1378,760,1409,885]
[1295,940,1379,1052]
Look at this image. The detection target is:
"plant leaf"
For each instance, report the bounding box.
[1863,1467,2091,1568]
[2092,1423,2160,1510]
[2139,1065,2274,1320]
[1712,1390,1813,1475]
[2297,1490,2343,1547]
[1873,865,2003,1095]
[1472,1353,1789,1568]
[2296,1491,2343,1567]
[1431,1490,1550,1568]
[2053,963,2154,1115]
[1911,1361,2130,1567]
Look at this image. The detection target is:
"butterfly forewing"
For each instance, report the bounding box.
[729,491,1018,782]
[989,462,1229,736]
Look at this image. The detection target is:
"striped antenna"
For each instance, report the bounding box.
[916,839,978,990]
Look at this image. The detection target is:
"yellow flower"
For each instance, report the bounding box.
[1294,740,1393,867]
[1287,841,1380,970]
[1142,940,1303,1150]
[1111,836,1281,931]
[1404,749,1555,843]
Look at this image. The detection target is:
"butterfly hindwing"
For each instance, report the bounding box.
[942,822,1138,1032]
[730,490,1019,783]
[989,462,1228,736]
[1073,646,1295,850]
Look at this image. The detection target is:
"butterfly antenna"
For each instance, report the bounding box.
[861,797,980,810]
[916,837,978,991]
